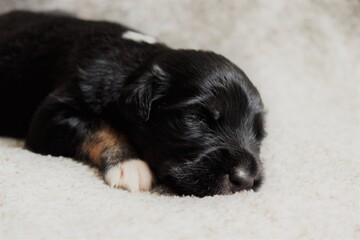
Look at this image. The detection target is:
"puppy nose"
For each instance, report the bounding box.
[228,172,254,191]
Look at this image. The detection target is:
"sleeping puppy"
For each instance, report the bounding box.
[0,11,266,197]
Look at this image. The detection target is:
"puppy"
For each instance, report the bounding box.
[0,11,266,197]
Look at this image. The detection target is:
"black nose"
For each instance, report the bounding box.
[228,173,254,192]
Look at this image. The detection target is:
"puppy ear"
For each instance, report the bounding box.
[120,65,168,122]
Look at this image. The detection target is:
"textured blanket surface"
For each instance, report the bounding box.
[0,0,359,239]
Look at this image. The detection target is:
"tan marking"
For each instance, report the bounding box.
[82,124,124,166]
[88,143,103,166]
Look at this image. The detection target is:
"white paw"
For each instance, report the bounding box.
[104,159,154,192]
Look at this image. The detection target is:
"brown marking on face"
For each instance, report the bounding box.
[82,124,125,166]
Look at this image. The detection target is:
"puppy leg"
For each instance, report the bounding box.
[26,92,154,192]
[81,125,153,191]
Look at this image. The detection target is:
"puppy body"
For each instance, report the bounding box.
[0,11,266,197]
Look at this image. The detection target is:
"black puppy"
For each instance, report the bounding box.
[0,11,266,197]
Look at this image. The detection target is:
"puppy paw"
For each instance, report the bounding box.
[104,159,154,192]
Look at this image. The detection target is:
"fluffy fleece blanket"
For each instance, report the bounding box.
[0,0,359,239]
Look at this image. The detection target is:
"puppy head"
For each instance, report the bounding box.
[121,50,266,197]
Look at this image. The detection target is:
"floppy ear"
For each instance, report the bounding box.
[120,65,168,122]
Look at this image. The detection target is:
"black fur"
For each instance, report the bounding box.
[0,11,266,197]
